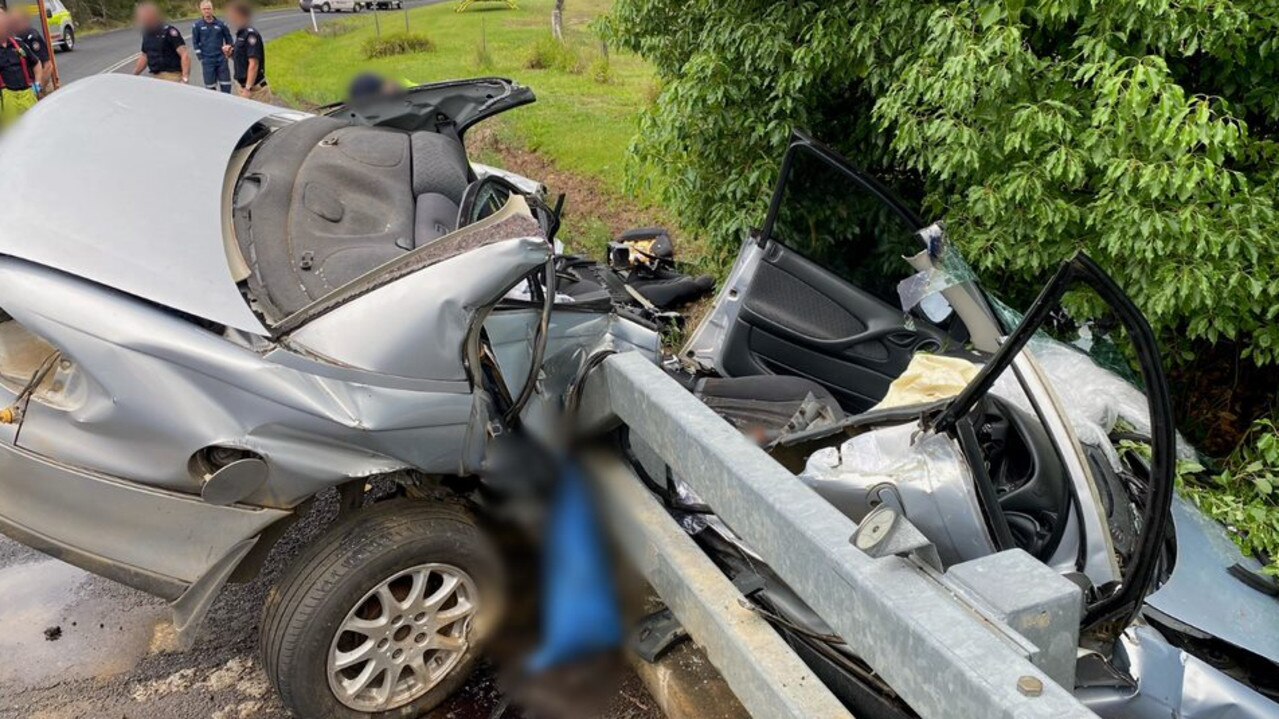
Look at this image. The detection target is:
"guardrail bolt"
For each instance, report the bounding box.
[1016,675,1043,697]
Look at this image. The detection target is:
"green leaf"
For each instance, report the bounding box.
[978,3,1004,28]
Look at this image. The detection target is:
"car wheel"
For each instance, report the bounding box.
[261,499,502,718]
[321,2,331,11]
[60,27,74,52]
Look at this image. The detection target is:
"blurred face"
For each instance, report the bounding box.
[201,2,214,21]
[8,10,29,34]
[0,10,9,40]
[227,7,247,27]
[135,4,160,29]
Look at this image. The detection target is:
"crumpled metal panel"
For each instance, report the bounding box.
[0,75,279,334]
[1079,625,1278,719]
[1144,497,1279,664]
[0,258,476,508]
[291,236,550,381]
[798,423,996,567]
[483,308,661,445]
[0,439,286,590]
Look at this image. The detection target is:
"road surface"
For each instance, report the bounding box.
[53,1,437,85]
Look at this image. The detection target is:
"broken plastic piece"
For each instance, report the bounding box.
[896,224,976,321]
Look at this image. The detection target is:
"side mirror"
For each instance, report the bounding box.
[46,8,53,19]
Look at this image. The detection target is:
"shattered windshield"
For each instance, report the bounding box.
[917,237,1177,628]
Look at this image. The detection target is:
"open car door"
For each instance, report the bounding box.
[684,132,971,413]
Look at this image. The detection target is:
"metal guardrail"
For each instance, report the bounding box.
[584,450,854,719]
[580,352,1098,719]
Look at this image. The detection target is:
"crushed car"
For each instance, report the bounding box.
[0,74,1273,719]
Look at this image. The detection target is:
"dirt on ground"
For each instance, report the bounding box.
[469,125,671,242]
[468,124,719,348]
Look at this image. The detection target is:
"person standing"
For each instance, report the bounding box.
[191,1,232,93]
[0,8,41,127]
[132,2,189,84]
[226,2,269,103]
[9,11,51,96]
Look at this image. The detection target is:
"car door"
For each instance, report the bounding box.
[686,131,963,413]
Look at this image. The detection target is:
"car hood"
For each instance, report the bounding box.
[1144,497,1279,664]
[0,74,282,334]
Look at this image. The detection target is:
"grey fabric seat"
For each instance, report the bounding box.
[411,131,471,246]
[233,118,475,320]
[414,192,461,246]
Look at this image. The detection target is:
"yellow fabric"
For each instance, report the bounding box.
[873,353,981,410]
[0,87,37,127]
[152,71,184,83]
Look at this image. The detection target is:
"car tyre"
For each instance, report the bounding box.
[321,2,332,11]
[60,26,74,52]
[261,499,503,718]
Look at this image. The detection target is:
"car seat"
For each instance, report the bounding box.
[674,371,845,443]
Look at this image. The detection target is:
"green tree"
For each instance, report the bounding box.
[606,0,1279,365]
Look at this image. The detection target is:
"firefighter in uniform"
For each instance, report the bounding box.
[9,12,51,95]
[0,9,40,127]
[132,2,189,83]
[192,0,232,92]
[226,2,270,103]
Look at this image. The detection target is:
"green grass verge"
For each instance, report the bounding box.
[267,0,653,199]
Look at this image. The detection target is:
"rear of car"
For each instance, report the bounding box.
[29,0,75,51]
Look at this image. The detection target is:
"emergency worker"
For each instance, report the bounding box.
[0,9,40,127]
[132,2,189,84]
[226,2,269,102]
[191,0,232,92]
[9,11,50,95]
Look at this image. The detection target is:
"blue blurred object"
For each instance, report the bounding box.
[528,461,623,671]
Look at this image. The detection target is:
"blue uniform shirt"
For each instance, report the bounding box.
[191,17,232,62]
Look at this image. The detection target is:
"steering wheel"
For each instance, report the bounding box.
[964,396,1072,560]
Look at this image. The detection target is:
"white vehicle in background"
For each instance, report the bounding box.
[298,0,361,13]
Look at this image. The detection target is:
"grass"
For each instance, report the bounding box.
[268,0,654,200]
[363,31,435,58]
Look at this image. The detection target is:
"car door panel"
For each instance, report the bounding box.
[720,240,948,411]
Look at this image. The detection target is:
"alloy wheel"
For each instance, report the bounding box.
[326,563,479,712]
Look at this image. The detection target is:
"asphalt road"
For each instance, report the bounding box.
[53,1,438,86]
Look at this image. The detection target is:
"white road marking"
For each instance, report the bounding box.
[96,33,192,75]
